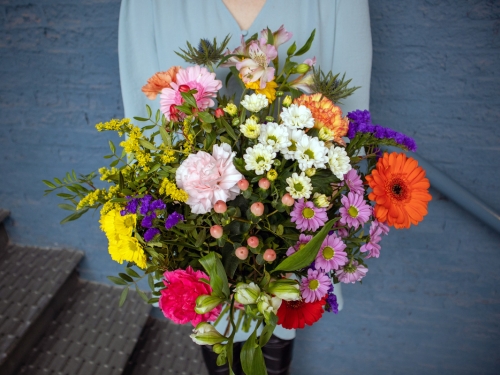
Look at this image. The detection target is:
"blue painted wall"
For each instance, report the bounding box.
[0,0,499,374]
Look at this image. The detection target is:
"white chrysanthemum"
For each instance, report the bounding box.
[286,172,313,199]
[328,146,352,180]
[283,129,306,160]
[294,136,329,171]
[241,93,268,112]
[240,118,261,139]
[280,104,314,129]
[258,122,291,153]
[244,143,276,175]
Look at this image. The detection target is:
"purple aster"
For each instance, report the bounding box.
[336,260,368,284]
[339,192,372,229]
[325,284,338,314]
[299,268,331,303]
[165,211,184,230]
[286,234,313,256]
[141,212,156,228]
[150,199,166,211]
[342,169,364,195]
[290,199,328,232]
[315,233,348,272]
[360,220,390,259]
[144,228,160,242]
[139,195,153,215]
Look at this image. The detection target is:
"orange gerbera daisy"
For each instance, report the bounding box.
[293,93,349,145]
[142,66,181,100]
[366,152,432,229]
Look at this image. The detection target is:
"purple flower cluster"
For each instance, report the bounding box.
[165,212,184,230]
[121,195,167,242]
[325,283,339,314]
[347,110,417,152]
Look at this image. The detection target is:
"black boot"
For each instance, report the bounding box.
[201,342,243,375]
[262,335,294,375]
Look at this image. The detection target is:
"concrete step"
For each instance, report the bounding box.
[0,244,84,375]
[123,309,208,375]
[17,280,151,375]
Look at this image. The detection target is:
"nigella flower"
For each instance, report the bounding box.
[325,283,338,314]
[290,199,328,232]
[336,260,368,284]
[144,228,160,242]
[286,234,313,256]
[339,192,372,229]
[299,268,331,303]
[342,169,364,195]
[315,233,348,272]
[165,211,184,230]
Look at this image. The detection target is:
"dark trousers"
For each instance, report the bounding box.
[201,335,294,375]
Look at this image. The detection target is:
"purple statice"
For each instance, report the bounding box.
[150,199,166,211]
[139,195,153,215]
[141,212,156,228]
[144,228,160,242]
[121,196,140,216]
[165,211,184,230]
[325,284,339,314]
[347,109,417,152]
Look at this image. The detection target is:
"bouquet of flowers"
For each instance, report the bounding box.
[44,26,431,374]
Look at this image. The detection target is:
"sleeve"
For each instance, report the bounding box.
[333,0,373,112]
[118,0,161,119]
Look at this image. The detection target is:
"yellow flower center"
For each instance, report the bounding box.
[294,182,304,192]
[304,149,315,159]
[302,207,315,219]
[256,156,265,163]
[348,205,359,218]
[322,246,335,260]
[298,244,306,251]
[308,279,320,290]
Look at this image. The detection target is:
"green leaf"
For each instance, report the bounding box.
[201,122,213,133]
[119,172,125,191]
[119,287,129,307]
[43,180,56,188]
[148,274,155,291]
[272,218,337,273]
[146,104,152,118]
[195,229,207,247]
[241,328,267,375]
[159,126,171,146]
[259,313,277,347]
[119,272,134,282]
[60,208,89,224]
[135,285,150,302]
[294,29,316,56]
[125,267,140,278]
[199,111,215,123]
[109,159,119,168]
[109,140,116,154]
[287,42,297,56]
[180,91,198,108]
[133,116,149,122]
[138,139,157,151]
[219,118,238,141]
[147,297,159,304]
[199,252,230,298]
[58,203,75,211]
[56,193,74,198]
[107,275,128,286]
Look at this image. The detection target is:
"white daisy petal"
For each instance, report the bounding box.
[285,172,312,199]
[281,104,314,129]
[243,144,276,175]
[328,146,352,180]
[241,93,268,112]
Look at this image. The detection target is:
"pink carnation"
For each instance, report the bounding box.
[175,143,243,214]
[159,266,222,326]
[160,65,222,121]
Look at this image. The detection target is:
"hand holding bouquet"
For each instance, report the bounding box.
[45,25,431,374]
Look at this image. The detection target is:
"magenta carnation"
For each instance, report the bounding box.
[290,199,328,232]
[159,266,222,326]
[336,261,368,284]
[339,192,372,229]
[175,143,243,214]
[315,234,348,272]
[286,234,313,256]
[160,65,222,120]
[300,268,331,303]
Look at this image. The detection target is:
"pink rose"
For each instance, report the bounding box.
[176,143,243,214]
[159,266,222,326]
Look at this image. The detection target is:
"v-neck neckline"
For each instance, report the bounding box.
[219,0,269,35]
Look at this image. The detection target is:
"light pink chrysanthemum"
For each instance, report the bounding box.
[236,39,277,89]
[286,234,313,256]
[160,65,222,120]
[290,199,328,232]
[315,234,348,272]
[343,169,364,195]
[339,192,372,229]
[336,261,368,284]
[175,143,242,214]
[360,220,390,258]
[300,268,331,303]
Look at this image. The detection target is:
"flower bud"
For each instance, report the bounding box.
[258,178,270,190]
[266,279,301,301]
[210,225,223,238]
[256,293,282,322]
[247,236,259,248]
[250,202,264,216]
[214,108,225,118]
[265,116,275,122]
[213,344,225,354]
[313,192,330,208]
[305,168,316,177]
[232,118,240,126]
[190,322,227,345]
[237,179,249,191]
[263,249,276,262]
[223,103,238,116]
[294,63,310,74]
[235,246,248,260]
[266,169,278,181]
[276,91,284,97]
[281,193,295,207]
[179,84,190,93]
[282,96,292,107]
[195,295,225,314]
[214,200,227,213]
[234,282,261,305]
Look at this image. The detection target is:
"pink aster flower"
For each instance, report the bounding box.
[236,39,277,89]
[339,192,372,229]
[286,234,313,256]
[360,220,390,258]
[290,199,328,232]
[336,261,368,284]
[175,143,243,214]
[343,169,364,195]
[300,268,331,303]
[160,65,222,121]
[159,266,222,326]
[315,234,348,272]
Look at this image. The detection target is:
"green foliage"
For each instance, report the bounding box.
[311,68,360,103]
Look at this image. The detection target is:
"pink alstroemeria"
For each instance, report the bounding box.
[220,35,249,68]
[260,25,293,48]
[236,39,277,89]
[290,71,314,94]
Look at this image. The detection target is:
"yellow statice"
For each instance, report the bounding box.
[99,166,119,181]
[77,189,103,210]
[245,80,278,103]
[159,178,189,202]
[95,118,132,136]
[99,209,147,269]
